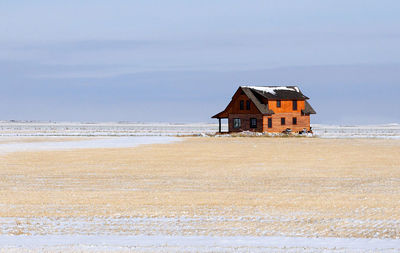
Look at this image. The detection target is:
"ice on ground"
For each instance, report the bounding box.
[1,235,399,252]
[0,136,179,154]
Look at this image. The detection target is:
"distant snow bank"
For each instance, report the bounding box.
[0,121,224,136]
[1,235,399,252]
[312,124,400,139]
[0,121,399,139]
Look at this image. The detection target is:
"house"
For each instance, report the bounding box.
[212,86,316,133]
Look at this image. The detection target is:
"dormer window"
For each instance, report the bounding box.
[277,100,281,108]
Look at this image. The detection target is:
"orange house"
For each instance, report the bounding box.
[212,86,316,133]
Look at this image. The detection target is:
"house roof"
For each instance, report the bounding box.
[302,100,317,114]
[212,85,315,118]
[241,87,275,115]
[242,86,309,100]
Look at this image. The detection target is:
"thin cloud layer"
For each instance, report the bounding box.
[0,1,399,123]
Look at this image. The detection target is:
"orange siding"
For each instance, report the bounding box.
[263,114,310,133]
[268,99,305,114]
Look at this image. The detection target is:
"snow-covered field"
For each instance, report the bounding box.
[1,123,400,252]
[312,123,400,139]
[0,121,399,138]
[2,235,400,252]
[0,121,224,136]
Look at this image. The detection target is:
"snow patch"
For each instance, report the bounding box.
[242,86,298,95]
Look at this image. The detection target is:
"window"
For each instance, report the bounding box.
[246,100,250,110]
[250,118,257,128]
[292,100,298,110]
[240,100,244,110]
[268,118,272,128]
[293,117,297,125]
[277,100,281,108]
[233,118,241,128]
[281,117,285,125]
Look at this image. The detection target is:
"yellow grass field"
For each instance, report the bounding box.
[1,136,399,242]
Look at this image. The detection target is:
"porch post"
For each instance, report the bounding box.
[218,118,221,133]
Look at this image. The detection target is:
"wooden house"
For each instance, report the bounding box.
[212,86,316,133]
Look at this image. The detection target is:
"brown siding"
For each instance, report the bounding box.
[226,90,262,115]
[229,114,263,132]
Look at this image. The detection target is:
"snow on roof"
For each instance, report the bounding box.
[241,86,299,95]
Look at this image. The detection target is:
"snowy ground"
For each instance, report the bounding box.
[312,123,400,139]
[0,125,399,251]
[0,121,399,138]
[2,235,400,252]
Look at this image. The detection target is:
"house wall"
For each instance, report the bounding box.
[261,99,310,132]
[263,113,310,133]
[225,90,261,115]
[268,99,305,113]
[228,114,263,132]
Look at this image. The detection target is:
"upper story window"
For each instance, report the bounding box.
[292,100,298,110]
[240,100,244,110]
[233,118,241,128]
[277,100,281,108]
[246,100,250,110]
[250,118,257,128]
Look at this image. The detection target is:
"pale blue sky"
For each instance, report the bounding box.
[0,1,399,123]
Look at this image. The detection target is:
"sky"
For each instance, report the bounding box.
[0,0,399,124]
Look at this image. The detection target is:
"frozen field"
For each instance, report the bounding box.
[0,121,399,138]
[2,235,400,252]
[0,129,399,251]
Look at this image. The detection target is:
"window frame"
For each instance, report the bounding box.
[246,100,250,110]
[281,117,286,125]
[250,118,257,129]
[292,100,298,110]
[233,118,241,129]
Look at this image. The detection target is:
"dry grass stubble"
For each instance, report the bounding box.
[0,137,399,238]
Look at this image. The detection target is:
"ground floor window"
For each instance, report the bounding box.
[268,118,272,128]
[233,118,241,128]
[281,117,285,125]
[250,118,257,128]
[293,117,297,125]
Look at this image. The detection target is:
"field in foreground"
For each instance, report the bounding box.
[0,137,400,251]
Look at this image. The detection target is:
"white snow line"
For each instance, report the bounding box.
[1,235,399,250]
[242,86,298,95]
